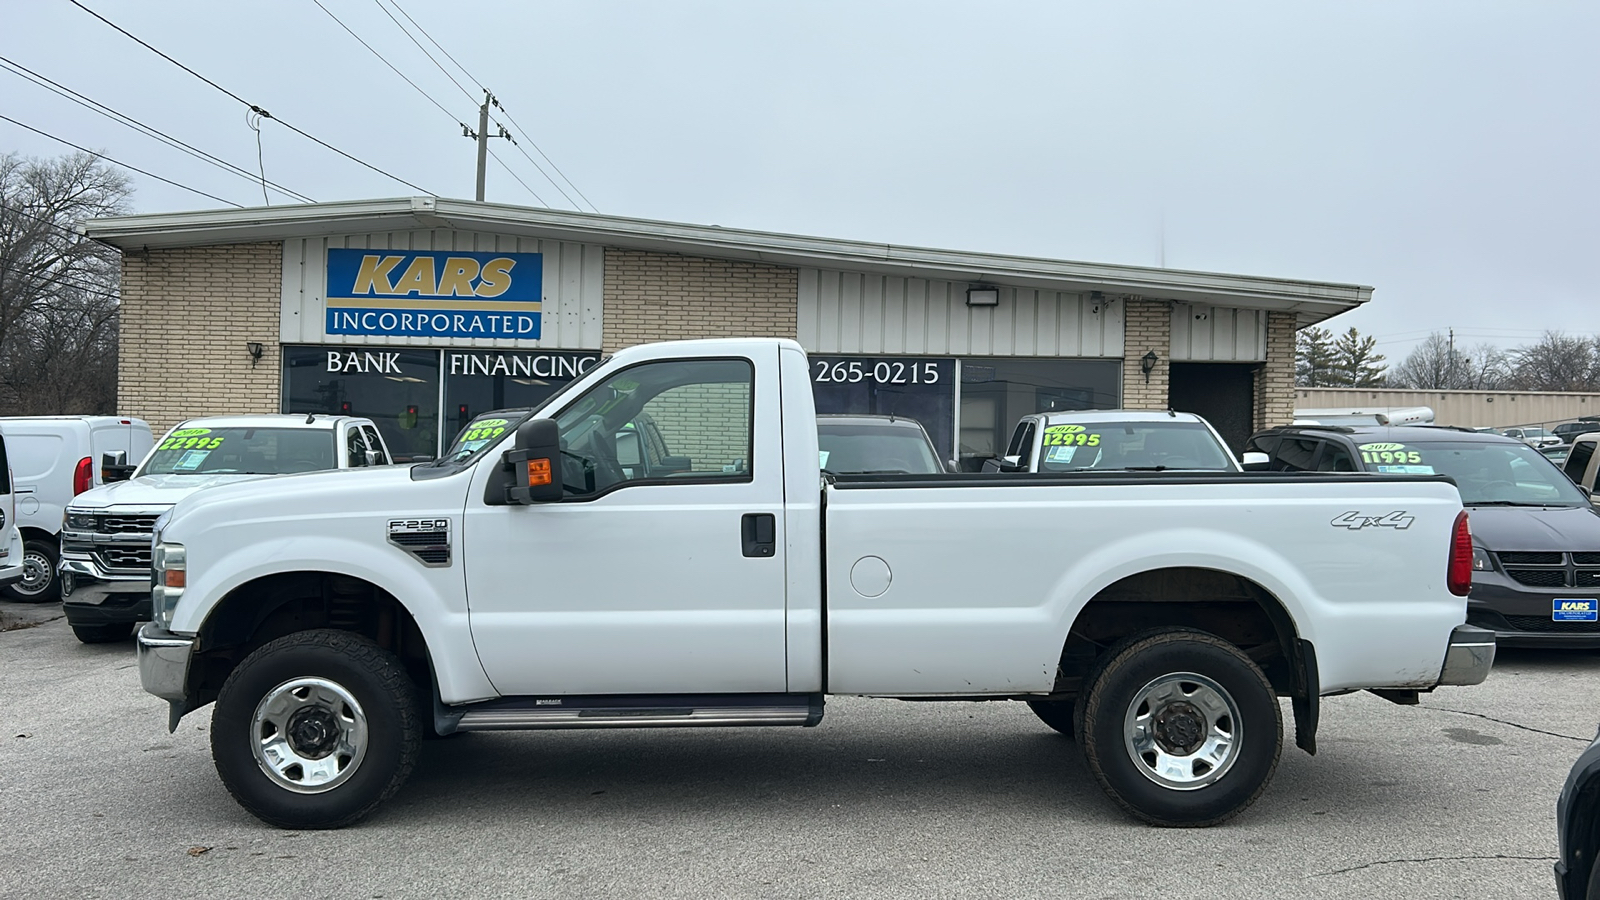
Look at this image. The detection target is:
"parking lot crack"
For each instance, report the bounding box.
[1419,704,1590,742]
[1312,854,1557,877]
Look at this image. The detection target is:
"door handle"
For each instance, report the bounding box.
[741,513,775,558]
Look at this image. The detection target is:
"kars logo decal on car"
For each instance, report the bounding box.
[1553,599,1599,622]
[1330,511,1415,531]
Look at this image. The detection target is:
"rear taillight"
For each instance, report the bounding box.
[73,457,93,495]
[1447,511,1473,596]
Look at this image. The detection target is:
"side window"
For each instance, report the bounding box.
[1272,438,1321,472]
[1565,440,1595,484]
[346,427,368,467]
[1004,421,1032,457]
[1014,422,1037,467]
[1315,442,1356,472]
[554,359,753,496]
[361,425,389,465]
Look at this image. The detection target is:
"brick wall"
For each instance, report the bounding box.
[1121,299,1172,408]
[644,382,752,471]
[1254,311,1298,430]
[119,243,282,433]
[603,249,798,351]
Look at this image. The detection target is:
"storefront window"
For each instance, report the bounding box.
[957,358,1120,471]
[809,356,956,462]
[282,346,442,463]
[441,350,601,446]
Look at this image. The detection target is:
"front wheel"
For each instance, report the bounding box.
[1078,628,1281,827]
[3,539,58,603]
[211,629,422,829]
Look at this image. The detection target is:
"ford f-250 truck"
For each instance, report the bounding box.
[136,338,1494,829]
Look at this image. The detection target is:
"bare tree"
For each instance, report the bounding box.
[1508,331,1600,392]
[0,151,131,414]
[1388,333,1512,389]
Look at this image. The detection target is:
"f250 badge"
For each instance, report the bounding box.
[387,518,451,567]
[1330,511,1415,531]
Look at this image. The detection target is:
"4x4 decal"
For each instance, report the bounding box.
[1331,511,1415,531]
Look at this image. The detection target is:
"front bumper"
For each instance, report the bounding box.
[1438,625,1495,686]
[59,556,151,625]
[1467,572,1600,648]
[136,622,193,703]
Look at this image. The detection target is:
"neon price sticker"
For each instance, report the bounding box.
[461,418,508,442]
[1042,425,1101,447]
[159,428,223,451]
[1358,442,1422,465]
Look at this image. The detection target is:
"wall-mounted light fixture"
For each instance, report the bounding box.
[965,285,1000,307]
[1141,350,1159,383]
[246,341,264,367]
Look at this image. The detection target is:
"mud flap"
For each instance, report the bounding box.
[1292,639,1319,755]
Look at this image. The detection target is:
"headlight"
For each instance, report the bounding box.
[151,542,186,629]
[65,509,98,531]
[1472,546,1493,572]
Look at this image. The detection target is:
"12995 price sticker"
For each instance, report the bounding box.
[813,359,941,385]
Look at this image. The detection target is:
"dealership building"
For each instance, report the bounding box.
[85,197,1369,467]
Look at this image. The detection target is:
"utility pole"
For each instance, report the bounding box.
[1448,327,1455,387]
[462,90,510,202]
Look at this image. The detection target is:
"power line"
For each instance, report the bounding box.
[310,0,549,207]
[384,0,599,212]
[372,0,478,106]
[65,0,436,196]
[0,55,315,203]
[0,113,243,207]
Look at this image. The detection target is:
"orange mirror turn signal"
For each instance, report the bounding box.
[526,458,552,487]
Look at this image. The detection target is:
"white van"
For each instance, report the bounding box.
[0,427,27,593]
[0,416,154,602]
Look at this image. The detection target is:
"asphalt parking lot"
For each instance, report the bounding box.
[2,604,1595,900]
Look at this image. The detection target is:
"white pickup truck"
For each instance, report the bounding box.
[61,415,391,643]
[136,338,1494,830]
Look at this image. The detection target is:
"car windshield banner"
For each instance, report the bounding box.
[325,248,544,339]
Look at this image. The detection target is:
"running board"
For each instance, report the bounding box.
[453,693,824,732]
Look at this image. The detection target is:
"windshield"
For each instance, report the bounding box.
[1357,439,1589,506]
[817,421,943,474]
[140,427,337,476]
[438,412,528,465]
[1037,421,1235,472]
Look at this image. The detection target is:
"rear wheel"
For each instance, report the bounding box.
[1026,699,1076,738]
[211,629,421,829]
[71,622,133,643]
[1078,628,1281,827]
[3,539,58,603]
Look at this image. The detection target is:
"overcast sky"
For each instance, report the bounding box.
[5,1,1596,362]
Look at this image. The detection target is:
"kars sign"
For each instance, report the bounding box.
[325,248,544,339]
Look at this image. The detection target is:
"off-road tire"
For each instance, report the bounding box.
[71,622,133,643]
[211,629,421,829]
[1078,628,1281,827]
[1026,699,1076,738]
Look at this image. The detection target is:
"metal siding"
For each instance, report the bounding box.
[1169,304,1265,362]
[279,231,603,349]
[798,268,1121,358]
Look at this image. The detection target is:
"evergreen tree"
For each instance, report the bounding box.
[1295,326,1338,387]
[1330,327,1386,387]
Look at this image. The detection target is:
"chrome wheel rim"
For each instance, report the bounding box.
[1123,672,1241,790]
[15,550,52,596]
[251,677,368,794]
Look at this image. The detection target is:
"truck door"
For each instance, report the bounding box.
[462,348,789,696]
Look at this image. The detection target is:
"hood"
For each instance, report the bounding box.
[69,473,275,510]
[1468,504,1600,552]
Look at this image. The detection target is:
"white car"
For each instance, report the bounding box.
[1502,426,1563,449]
[59,414,390,643]
[137,338,1490,830]
[0,426,27,594]
[985,410,1240,473]
[0,416,154,602]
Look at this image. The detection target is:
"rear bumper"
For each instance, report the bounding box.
[1438,625,1495,686]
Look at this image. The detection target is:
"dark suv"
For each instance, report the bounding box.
[1245,424,1600,648]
